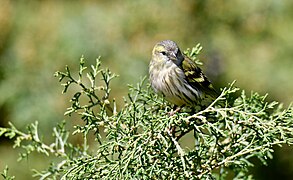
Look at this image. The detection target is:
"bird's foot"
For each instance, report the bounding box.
[168,106,182,116]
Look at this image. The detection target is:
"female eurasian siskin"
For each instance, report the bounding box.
[149,40,217,109]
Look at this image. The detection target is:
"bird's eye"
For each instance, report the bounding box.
[160,51,167,56]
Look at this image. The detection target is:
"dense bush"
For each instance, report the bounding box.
[1,53,292,179]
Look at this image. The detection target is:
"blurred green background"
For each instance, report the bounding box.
[0,0,292,179]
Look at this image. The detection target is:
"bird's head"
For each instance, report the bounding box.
[151,40,184,66]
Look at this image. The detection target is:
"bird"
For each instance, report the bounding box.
[149,40,217,112]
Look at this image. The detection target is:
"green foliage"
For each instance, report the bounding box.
[0,52,293,179]
[184,43,203,66]
[1,166,15,180]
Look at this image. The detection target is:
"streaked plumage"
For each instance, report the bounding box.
[149,40,217,107]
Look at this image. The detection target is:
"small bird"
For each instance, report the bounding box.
[149,40,217,111]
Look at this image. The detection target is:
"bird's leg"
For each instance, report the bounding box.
[168,105,183,116]
[167,105,185,137]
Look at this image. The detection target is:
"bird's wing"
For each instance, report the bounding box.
[181,56,218,98]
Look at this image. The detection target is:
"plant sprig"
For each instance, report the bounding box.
[0,53,292,179]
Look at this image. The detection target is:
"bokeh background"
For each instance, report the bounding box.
[0,0,292,179]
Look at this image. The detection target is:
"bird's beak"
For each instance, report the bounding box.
[169,52,177,61]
